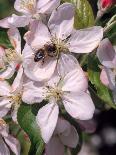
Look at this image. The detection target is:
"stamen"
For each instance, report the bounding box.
[4,48,22,63]
[0,118,6,126]
[20,0,35,11]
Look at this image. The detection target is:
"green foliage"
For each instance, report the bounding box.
[62,0,95,29]
[0,28,13,48]
[88,54,116,109]
[17,103,44,155]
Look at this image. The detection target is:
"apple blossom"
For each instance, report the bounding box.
[45,118,79,155]
[24,3,103,81]
[0,27,22,80]
[0,66,24,121]
[0,118,20,155]
[0,0,60,28]
[22,67,95,143]
[97,38,116,102]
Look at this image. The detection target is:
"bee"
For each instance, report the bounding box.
[34,43,57,63]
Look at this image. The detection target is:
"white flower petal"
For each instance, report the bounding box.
[62,68,88,92]
[57,53,80,77]
[0,136,10,155]
[97,38,116,68]
[14,0,36,15]
[63,92,95,120]
[24,57,57,81]
[0,62,16,80]
[36,100,59,143]
[37,0,60,14]
[0,17,11,28]
[45,136,64,155]
[100,68,110,87]
[0,99,12,117]
[8,27,21,54]
[48,3,74,40]
[24,21,51,49]
[68,26,103,53]
[22,43,34,59]
[22,81,46,104]
[9,14,30,27]
[11,65,23,92]
[0,81,11,96]
[0,15,30,28]
[4,135,20,155]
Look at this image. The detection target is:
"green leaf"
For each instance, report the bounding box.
[0,28,13,48]
[88,54,116,109]
[62,0,94,29]
[17,103,44,155]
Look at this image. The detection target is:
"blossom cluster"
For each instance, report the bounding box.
[1,0,115,154]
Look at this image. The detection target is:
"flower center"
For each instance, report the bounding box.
[46,86,63,102]
[4,48,22,63]
[51,37,69,56]
[9,93,22,109]
[20,0,36,12]
[0,119,6,126]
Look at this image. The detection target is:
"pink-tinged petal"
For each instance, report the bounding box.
[60,126,78,148]
[22,43,34,59]
[0,62,16,80]
[97,38,116,68]
[14,0,36,15]
[48,3,74,40]
[0,47,5,69]
[24,21,51,49]
[0,81,11,96]
[8,14,30,27]
[0,17,11,28]
[68,26,103,53]
[0,15,30,28]
[47,73,61,89]
[63,92,95,120]
[37,0,60,14]
[36,99,59,143]
[8,27,21,54]
[45,137,64,155]
[0,136,10,155]
[24,56,57,81]
[0,99,12,117]
[77,119,96,133]
[100,68,109,87]
[102,68,116,90]
[55,118,71,136]
[57,53,79,77]
[22,81,46,104]
[4,135,20,155]
[11,65,23,92]
[62,68,88,92]
[55,118,78,148]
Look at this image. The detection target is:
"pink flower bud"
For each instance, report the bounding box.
[101,0,116,8]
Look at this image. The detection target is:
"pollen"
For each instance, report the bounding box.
[46,87,63,101]
[9,93,22,109]
[20,0,35,11]
[4,48,22,63]
[0,118,6,126]
[51,37,69,57]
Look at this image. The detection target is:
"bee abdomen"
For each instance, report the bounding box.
[34,50,45,62]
